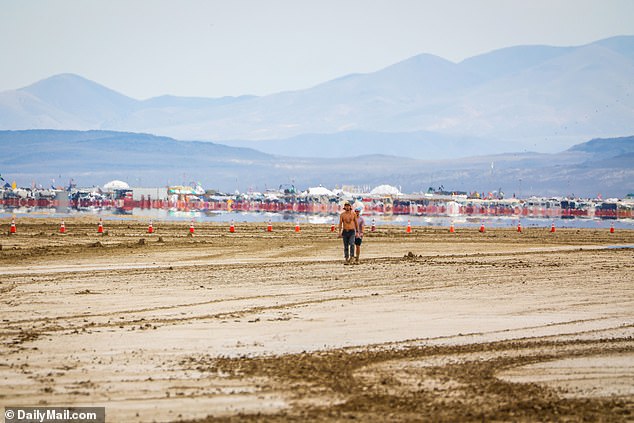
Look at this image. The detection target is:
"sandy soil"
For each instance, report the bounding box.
[1,217,633,422]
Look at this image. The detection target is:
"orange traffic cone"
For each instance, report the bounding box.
[610,223,615,233]
[97,218,103,234]
[10,217,16,234]
[479,222,485,233]
[295,221,301,233]
[371,218,376,232]
[406,220,411,233]
[449,222,455,233]
[229,220,235,233]
[267,220,272,232]
[148,221,154,234]
[550,221,556,233]
[517,221,522,233]
[330,223,335,232]
[189,220,195,234]
[60,220,66,234]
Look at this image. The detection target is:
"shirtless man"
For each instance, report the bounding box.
[338,201,359,265]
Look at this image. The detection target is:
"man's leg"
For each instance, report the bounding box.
[347,232,355,261]
[343,231,351,263]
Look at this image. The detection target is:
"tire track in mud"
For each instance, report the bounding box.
[182,336,634,422]
[1,279,467,340]
[402,321,634,347]
[348,322,634,355]
[1,242,627,276]
[3,247,632,341]
[0,260,494,333]
[2,282,371,327]
[2,288,629,353]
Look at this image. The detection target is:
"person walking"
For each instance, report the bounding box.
[338,201,358,265]
[353,206,365,264]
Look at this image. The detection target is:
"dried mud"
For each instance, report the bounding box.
[0,218,633,422]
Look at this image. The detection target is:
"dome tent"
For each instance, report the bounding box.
[103,180,130,191]
[306,186,335,196]
[370,184,401,196]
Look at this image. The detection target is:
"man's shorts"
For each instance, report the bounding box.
[355,238,362,246]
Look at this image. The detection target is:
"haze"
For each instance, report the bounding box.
[1,0,633,99]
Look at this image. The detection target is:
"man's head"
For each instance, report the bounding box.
[344,201,351,211]
[354,206,362,215]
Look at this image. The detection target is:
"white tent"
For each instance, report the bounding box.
[370,184,401,196]
[103,180,130,191]
[306,186,335,196]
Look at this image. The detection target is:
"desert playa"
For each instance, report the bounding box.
[1,218,633,422]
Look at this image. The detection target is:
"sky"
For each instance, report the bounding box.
[1,0,633,100]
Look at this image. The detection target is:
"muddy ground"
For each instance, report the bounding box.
[0,217,633,422]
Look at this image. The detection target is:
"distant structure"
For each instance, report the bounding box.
[103,180,130,191]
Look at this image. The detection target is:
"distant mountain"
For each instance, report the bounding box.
[0,130,631,197]
[0,74,136,129]
[459,45,573,81]
[0,36,633,158]
[20,74,137,123]
[567,135,634,156]
[221,130,500,159]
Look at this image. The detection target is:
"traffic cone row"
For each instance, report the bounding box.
[1,219,621,236]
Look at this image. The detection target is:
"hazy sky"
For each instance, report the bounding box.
[1,0,633,99]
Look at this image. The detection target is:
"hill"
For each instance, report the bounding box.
[1,37,633,158]
[0,130,632,197]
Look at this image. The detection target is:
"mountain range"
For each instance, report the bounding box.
[1,36,633,159]
[0,130,632,198]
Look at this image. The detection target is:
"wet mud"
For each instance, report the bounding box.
[1,218,632,421]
